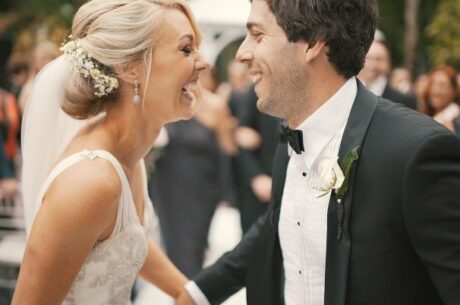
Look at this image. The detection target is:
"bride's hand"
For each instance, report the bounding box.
[175,288,197,305]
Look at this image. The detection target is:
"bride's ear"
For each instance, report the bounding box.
[114,62,141,85]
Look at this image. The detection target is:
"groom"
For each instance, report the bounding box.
[178,0,460,304]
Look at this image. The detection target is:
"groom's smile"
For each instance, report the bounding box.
[251,72,262,84]
[236,0,312,124]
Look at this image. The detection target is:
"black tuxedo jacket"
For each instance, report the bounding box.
[194,81,460,305]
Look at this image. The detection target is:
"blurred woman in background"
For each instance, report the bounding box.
[421,65,460,133]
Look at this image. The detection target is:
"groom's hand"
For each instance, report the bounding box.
[176,288,197,305]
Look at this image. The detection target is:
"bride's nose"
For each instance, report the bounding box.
[195,51,209,71]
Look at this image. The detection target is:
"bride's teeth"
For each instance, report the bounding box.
[184,82,197,92]
[252,74,262,83]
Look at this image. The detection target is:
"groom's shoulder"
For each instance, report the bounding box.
[371,98,451,141]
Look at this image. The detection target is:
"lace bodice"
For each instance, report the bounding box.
[35,150,150,305]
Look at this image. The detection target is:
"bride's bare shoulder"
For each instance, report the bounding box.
[42,157,122,229]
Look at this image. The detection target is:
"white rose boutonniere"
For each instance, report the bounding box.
[317,158,345,197]
[316,146,360,200]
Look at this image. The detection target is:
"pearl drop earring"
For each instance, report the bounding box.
[132,80,141,105]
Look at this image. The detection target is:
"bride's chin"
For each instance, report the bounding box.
[179,97,195,117]
[169,108,193,122]
[179,108,194,120]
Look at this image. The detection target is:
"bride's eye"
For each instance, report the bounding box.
[181,46,194,55]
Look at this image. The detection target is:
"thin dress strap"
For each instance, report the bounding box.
[34,149,137,239]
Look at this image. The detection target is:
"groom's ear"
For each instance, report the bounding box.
[113,61,141,85]
[304,40,327,64]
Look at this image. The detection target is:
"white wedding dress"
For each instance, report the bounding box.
[35,149,151,305]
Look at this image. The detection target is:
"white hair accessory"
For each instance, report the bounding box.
[60,35,119,97]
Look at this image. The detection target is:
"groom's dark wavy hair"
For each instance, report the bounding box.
[250,0,378,79]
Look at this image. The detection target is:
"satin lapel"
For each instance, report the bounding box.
[324,81,378,305]
[271,142,290,231]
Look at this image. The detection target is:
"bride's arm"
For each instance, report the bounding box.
[12,160,121,305]
[139,239,188,298]
[132,157,187,298]
[133,161,187,298]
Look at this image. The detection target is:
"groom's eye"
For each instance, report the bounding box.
[251,31,264,42]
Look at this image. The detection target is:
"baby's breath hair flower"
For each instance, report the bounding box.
[60,35,119,97]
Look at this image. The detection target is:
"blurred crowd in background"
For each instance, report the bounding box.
[0,0,460,303]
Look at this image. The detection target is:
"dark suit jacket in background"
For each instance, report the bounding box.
[0,33,13,89]
[229,87,279,232]
[382,84,418,110]
[453,117,460,137]
[194,81,460,305]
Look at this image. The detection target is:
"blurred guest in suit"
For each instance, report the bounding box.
[217,60,252,105]
[358,40,418,110]
[149,67,237,278]
[389,67,413,94]
[230,86,279,233]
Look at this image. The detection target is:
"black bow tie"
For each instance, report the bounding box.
[279,120,305,154]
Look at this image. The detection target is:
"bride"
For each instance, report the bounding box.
[12,0,207,304]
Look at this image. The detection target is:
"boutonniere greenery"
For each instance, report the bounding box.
[316,146,359,240]
[317,146,360,201]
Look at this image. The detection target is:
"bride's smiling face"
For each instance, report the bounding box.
[143,9,207,123]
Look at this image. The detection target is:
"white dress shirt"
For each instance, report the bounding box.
[186,77,357,305]
[280,77,356,305]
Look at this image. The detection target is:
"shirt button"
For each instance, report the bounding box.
[299,270,302,275]
[297,221,301,226]
[302,172,307,177]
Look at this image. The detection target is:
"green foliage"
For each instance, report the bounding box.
[377,0,405,66]
[426,0,460,69]
[19,0,85,14]
[337,146,359,200]
[377,0,439,73]
[0,0,86,54]
[3,0,83,29]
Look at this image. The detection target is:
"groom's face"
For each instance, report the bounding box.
[236,0,309,121]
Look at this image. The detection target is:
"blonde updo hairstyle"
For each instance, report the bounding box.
[63,0,202,119]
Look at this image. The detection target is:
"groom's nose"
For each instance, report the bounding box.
[236,36,253,65]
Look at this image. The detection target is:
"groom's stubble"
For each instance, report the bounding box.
[256,42,311,127]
